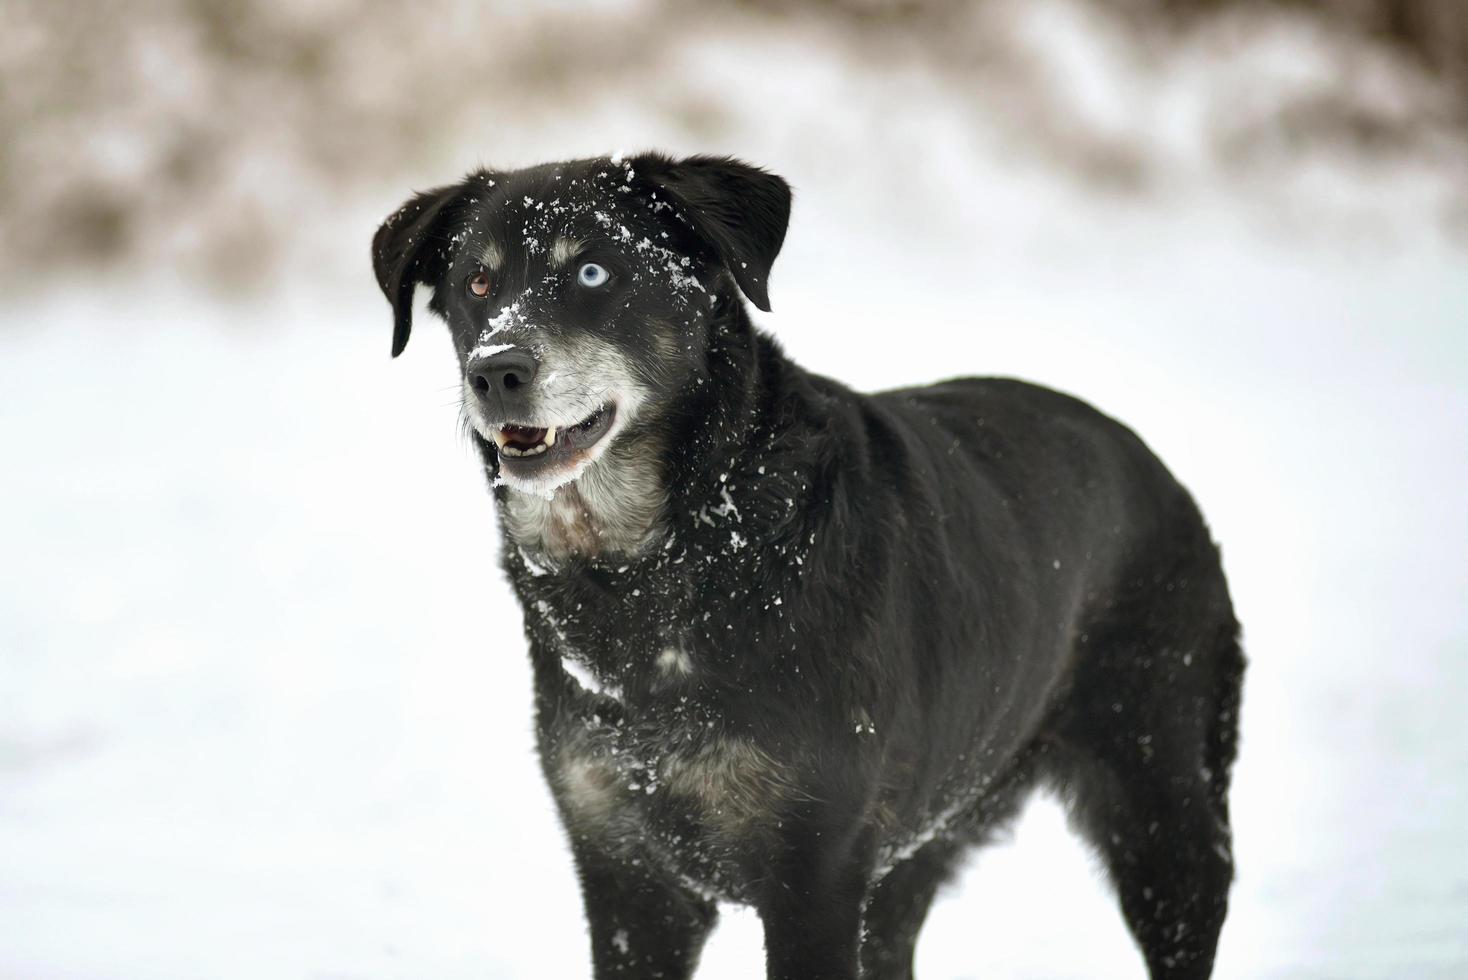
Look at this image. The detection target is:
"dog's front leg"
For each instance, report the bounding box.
[756,805,876,980]
[570,838,718,979]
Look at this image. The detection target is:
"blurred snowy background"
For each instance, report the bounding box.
[2,1,1466,977]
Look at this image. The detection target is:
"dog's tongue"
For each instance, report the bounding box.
[499,424,551,449]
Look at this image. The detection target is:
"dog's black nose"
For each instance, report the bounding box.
[468,349,539,396]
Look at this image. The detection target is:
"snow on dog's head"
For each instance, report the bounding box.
[372,153,791,554]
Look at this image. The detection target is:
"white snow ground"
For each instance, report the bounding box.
[3,13,1467,979]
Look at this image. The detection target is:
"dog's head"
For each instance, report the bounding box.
[372,154,791,498]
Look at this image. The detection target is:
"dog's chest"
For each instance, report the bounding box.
[531,593,799,899]
[545,695,799,901]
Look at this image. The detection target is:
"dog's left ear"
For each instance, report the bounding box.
[633,154,792,312]
[372,181,472,358]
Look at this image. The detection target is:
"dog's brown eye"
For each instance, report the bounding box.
[467,270,492,298]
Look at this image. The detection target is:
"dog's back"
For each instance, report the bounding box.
[768,368,1240,837]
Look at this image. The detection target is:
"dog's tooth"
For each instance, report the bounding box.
[543,426,557,447]
[492,428,512,449]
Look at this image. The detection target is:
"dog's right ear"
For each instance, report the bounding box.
[372,182,471,358]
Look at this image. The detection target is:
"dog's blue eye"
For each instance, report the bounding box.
[577,262,610,288]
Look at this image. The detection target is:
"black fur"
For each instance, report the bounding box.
[374,153,1244,979]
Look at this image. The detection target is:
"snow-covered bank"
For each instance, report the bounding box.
[3,8,1466,977]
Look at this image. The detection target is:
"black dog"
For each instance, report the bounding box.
[372,154,1244,979]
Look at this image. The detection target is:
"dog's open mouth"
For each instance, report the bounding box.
[490,403,617,470]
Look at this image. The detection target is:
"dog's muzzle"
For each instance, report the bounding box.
[465,346,620,487]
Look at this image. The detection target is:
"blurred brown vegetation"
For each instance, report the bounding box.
[2,0,1465,292]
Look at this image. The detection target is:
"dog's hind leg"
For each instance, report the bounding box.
[858,838,962,980]
[1048,606,1243,979]
[570,840,718,980]
[1060,752,1232,979]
